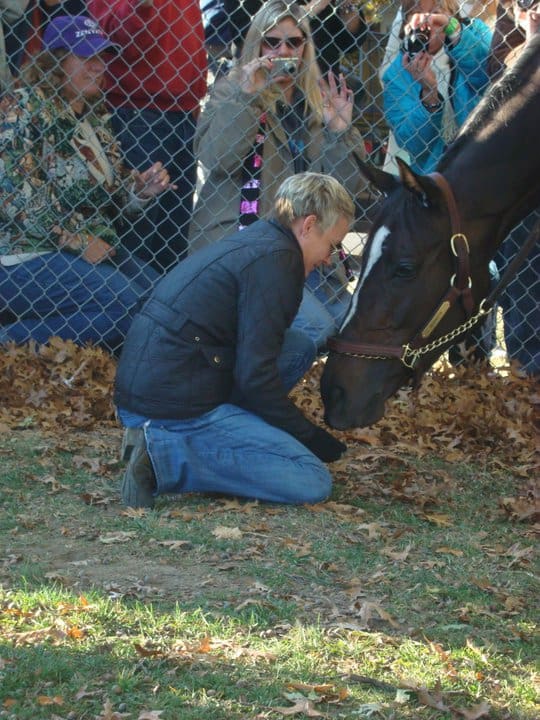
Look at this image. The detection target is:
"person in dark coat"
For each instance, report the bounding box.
[489,0,539,376]
[115,172,353,508]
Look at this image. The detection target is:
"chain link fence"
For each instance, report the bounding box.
[0,0,537,372]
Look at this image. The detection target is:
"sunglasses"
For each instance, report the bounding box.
[262,35,305,50]
[516,0,536,8]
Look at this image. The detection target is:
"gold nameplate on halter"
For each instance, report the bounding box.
[421,300,451,339]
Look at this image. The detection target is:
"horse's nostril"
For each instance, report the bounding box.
[324,384,350,429]
[330,385,345,406]
[324,385,345,418]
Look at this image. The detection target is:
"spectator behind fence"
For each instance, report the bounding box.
[200,0,233,74]
[189,0,368,350]
[0,16,174,354]
[89,0,207,274]
[381,0,492,175]
[115,172,352,509]
[302,0,368,76]
[489,0,539,376]
[381,0,496,366]
[0,0,29,89]
[378,1,496,175]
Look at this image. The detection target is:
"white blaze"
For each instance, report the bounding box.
[339,225,390,332]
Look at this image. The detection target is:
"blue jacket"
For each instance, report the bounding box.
[114,219,322,444]
[382,18,492,173]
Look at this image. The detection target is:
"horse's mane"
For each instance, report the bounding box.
[438,35,540,171]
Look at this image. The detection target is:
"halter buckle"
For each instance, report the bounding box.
[401,344,419,369]
[450,233,470,256]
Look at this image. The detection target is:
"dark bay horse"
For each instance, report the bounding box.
[321,36,540,429]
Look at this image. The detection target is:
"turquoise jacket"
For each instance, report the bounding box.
[382,18,492,174]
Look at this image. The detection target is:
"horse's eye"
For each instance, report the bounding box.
[394,262,416,279]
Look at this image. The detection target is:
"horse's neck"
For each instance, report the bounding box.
[443,45,540,245]
[449,152,540,251]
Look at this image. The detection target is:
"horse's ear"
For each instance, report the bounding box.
[396,157,441,207]
[352,151,399,196]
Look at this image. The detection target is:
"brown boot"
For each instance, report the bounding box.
[121,432,156,509]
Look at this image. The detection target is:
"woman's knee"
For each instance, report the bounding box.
[291,465,333,504]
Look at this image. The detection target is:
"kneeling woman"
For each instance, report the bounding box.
[0,16,173,354]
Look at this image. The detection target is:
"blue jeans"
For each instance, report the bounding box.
[119,405,331,504]
[0,251,156,355]
[117,328,329,504]
[495,210,540,375]
[292,272,352,349]
[111,107,197,274]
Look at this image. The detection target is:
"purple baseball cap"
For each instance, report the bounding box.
[43,15,118,57]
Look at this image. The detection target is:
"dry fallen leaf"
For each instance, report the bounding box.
[36,695,63,706]
[99,531,137,544]
[423,513,454,527]
[380,544,412,562]
[435,547,464,557]
[212,525,243,540]
[273,697,325,717]
[151,539,193,551]
[455,700,491,719]
[96,698,130,720]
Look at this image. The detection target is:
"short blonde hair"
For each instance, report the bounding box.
[272,172,354,231]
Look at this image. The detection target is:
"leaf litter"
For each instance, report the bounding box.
[1,341,538,719]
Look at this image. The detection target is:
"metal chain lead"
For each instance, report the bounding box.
[336,302,490,369]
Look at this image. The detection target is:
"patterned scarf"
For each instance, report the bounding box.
[238,113,267,230]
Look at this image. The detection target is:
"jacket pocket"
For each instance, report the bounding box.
[199,344,235,370]
[142,299,189,334]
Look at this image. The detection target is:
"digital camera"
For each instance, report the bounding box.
[269,57,299,78]
[401,26,431,58]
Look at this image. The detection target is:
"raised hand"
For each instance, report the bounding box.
[403,51,437,91]
[320,71,354,132]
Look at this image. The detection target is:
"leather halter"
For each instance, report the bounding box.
[326,172,478,370]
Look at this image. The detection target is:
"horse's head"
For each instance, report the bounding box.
[321,158,493,429]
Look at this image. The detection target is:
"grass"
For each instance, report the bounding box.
[0,428,538,720]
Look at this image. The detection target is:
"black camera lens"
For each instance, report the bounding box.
[517,0,535,9]
[402,27,431,57]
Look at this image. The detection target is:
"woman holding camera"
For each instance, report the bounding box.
[189,0,367,350]
[381,0,492,174]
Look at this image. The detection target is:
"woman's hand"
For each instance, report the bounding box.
[304,0,333,17]
[133,162,177,199]
[238,57,273,95]
[320,71,354,132]
[55,227,116,264]
[524,6,540,39]
[402,52,438,105]
[405,11,458,53]
[406,11,454,42]
[82,237,116,264]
